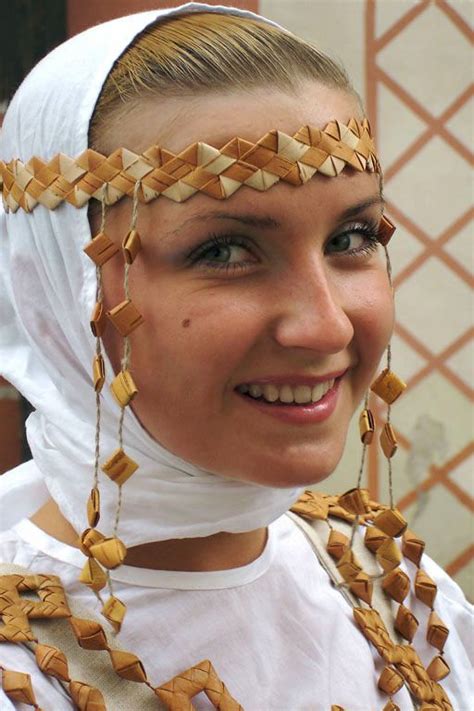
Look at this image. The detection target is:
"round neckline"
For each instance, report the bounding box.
[14,518,278,590]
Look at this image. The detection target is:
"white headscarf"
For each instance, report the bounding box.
[0,3,305,544]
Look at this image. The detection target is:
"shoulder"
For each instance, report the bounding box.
[289,488,472,612]
[289,488,473,703]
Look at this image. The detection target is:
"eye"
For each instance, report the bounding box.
[200,241,246,264]
[326,222,380,257]
[189,234,258,272]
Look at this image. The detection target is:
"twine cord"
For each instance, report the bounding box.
[93,589,105,607]
[100,191,106,236]
[350,391,370,546]
[387,447,394,510]
[130,179,140,231]
[113,180,140,542]
[335,567,386,591]
[383,243,393,290]
[384,244,395,511]
[93,283,102,491]
[356,391,370,490]
[92,194,107,493]
[107,570,115,600]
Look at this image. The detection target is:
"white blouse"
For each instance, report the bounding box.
[0,514,471,710]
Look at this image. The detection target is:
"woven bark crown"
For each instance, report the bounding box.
[0,117,379,214]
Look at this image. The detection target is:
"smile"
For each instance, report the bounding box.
[234,371,346,424]
[237,380,335,405]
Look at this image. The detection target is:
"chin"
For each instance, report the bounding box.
[222,447,345,489]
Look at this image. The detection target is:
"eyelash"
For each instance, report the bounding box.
[190,234,255,273]
[189,220,381,274]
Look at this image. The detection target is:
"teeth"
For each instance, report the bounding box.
[311,383,325,402]
[263,384,279,402]
[238,378,336,404]
[279,385,294,403]
[294,385,312,404]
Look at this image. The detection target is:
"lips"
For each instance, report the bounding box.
[235,369,348,403]
[234,371,347,424]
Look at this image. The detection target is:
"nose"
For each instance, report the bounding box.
[271,260,354,355]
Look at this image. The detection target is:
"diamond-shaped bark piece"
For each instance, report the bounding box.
[290,490,329,520]
[380,423,398,459]
[426,654,450,681]
[122,229,141,264]
[79,558,107,592]
[79,527,105,557]
[35,643,70,681]
[382,568,410,603]
[370,368,406,404]
[110,649,147,682]
[83,232,119,266]
[415,569,437,608]
[378,666,404,694]
[90,537,127,570]
[2,669,37,706]
[107,299,144,336]
[338,487,370,515]
[110,370,138,407]
[336,549,362,583]
[155,659,243,710]
[326,529,349,560]
[427,611,449,651]
[395,604,419,642]
[69,681,106,711]
[86,488,100,528]
[69,616,108,651]
[102,595,126,633]
[402,529,425,566]
[376,538,402,572]
[350,572,373,605]
[359,408,375,443]
[92,354,105,393]
[364,526,389,553]
[373,508,407,538]
[102,448,138,486]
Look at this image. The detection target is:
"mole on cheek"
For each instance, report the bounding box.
[181,318,191,328]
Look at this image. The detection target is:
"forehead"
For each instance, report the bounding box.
[104,80,362,155]
[149,169,381,235]
[92,80,377,230]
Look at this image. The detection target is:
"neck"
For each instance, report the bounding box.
[30,498,268,572]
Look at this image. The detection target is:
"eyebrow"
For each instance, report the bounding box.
[168,194,384,238]
[170,211,281,235]
[339,195,385,220]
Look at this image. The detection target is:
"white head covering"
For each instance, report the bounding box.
[0,3,305,544]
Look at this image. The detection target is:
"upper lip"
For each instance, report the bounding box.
[236,369,349,387]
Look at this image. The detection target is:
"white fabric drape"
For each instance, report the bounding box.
[0,3,305,543]
[0,516,473,710]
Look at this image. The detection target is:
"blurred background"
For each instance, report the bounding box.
[0,0,472,599]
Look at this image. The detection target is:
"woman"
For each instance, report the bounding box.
[0,3,471,709]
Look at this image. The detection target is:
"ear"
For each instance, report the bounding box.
[377,214,396,246]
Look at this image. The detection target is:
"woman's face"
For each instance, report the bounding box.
[98,81,394,487]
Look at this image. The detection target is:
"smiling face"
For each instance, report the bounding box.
[97,81,394,488]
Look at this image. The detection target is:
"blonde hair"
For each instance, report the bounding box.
[90,11,356,148]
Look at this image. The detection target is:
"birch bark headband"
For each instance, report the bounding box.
[0,118,382,213]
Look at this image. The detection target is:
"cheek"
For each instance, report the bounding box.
[349,270,394,365]
[131,286,265,409]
